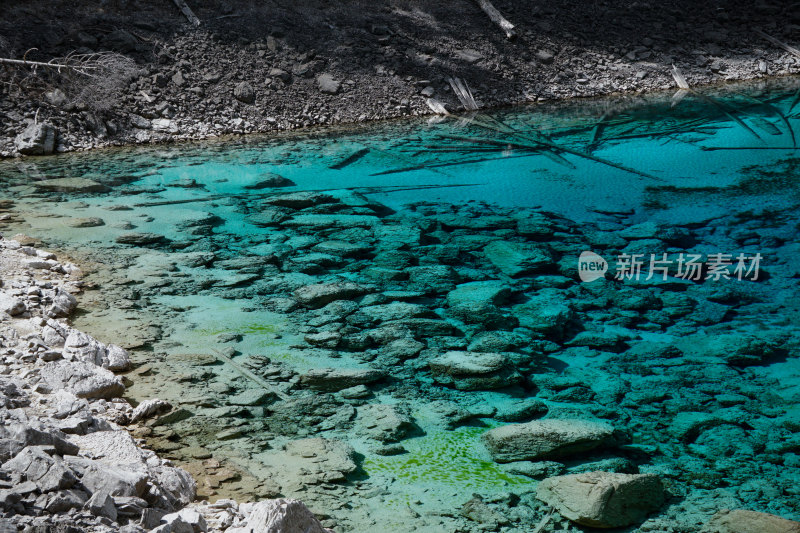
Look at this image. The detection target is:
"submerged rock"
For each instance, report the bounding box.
[284,438,357,482]
[482,419,615,462]
[243,172,296,189]
[536,471,665,528]
[701,509,800,533]
[293,282,370,308]
[35,178,109,193]
[483,241,555,277]
[429,351,521,391]
[115,232,168,246]
[299,367,385,391]
[512,289,573,337]
[356,404,416,443]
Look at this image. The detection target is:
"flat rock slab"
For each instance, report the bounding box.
[40,361,125,399]
[299,368,385,391]
[536,471,665,528]
[482,419,614,462]
[701,509,800,533]
[282,214,380,229]
[35,178,109,193]
[429,351,521,391]
[115,232,168,246]
[242,173,295,189]
[483,240,555,277]
[293,282,370,309]
[65,217,105,228]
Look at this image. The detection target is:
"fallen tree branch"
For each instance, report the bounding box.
[754,29,800,59]
[172,0,201,26]
[475,0,517,40]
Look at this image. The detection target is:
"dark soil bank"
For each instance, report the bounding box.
[1,0,799,155]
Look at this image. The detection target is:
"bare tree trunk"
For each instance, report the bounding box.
[475,0,517,40]
[172,0,201,26]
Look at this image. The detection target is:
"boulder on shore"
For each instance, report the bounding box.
[15,122,56,155]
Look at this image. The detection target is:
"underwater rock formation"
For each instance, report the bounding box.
[535,471,665,528]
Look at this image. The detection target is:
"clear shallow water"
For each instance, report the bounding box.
[2,78,800,532]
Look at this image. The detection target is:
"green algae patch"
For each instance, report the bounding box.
[362,426,531,490]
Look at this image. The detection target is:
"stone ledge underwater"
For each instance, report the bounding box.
[2,77,800,533]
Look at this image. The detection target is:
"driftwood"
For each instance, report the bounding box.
[330,147,370,170]
[0,51,133,78]
[754,29,800,59]
[475,0,517,40]
[172,0,201,26]
[448,77,479,111]
[211,349,290,400]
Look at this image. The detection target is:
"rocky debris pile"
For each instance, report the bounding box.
[0,238,328,532]
[2,0,800,155]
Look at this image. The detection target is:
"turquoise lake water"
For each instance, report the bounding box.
[1,78,800,532]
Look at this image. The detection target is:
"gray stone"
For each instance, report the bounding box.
[48,289,78,317]
[228,499,327,533]
[35,177,109,193]
[67,458,149,498]
[482,419,615,462]
[115,232,168,246]
[317,73,341,94]
[15,122,56,155]
[429,351,521,391]
[66,217,105,228]
[233,82,255,104]
[701,509,800,533]
[40,360,125,399]
[2,446,77,492]
[484,241,555,277]
[536,471,665,528]
[294,282,370,308]
[512,289,573,337]
[243,173,295,189]
[62,329,130,370]
[160,508,207,533]
[130,399,172,423]
[356,404,415,443]
[300,368,385,391]
[0,291,25,316]
[85,490,118,521]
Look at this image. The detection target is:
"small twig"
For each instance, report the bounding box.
[532,507,554,533]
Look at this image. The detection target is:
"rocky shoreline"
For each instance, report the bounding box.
[2,0,800,156]
[0,237,332,532]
